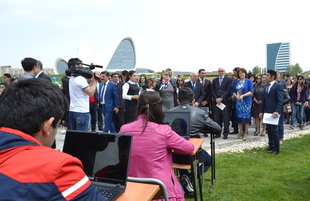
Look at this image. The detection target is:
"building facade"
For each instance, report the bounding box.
[267,42,290,73]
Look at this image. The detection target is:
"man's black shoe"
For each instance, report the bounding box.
[269,151,279,155]
[263,147,273,151]
[230,131,239,134]
[223,133,228,139]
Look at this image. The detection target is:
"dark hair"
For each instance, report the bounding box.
[111,72,119,78]
[236,68,248,79]
[0,79,68,136]
[178,87,194,103]
[0,82,8,88]
[136,91,163,133]
[177,77,185,88]
[233,67,240,72]
[100,71,110,76]
[65,69,72,76]
[126,70,136,82]
[36,60,43,70]
[198,69,206,74]
[21,57,37,72]
[293,75,305,90]
[3,73,11,78]
[68,58,82,69]
[267,70,277,80]
[122,70,128,76]
[139,75,146,83]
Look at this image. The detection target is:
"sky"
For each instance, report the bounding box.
[1,0,309,73]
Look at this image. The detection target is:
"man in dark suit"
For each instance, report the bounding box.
[211,67,232,139]
[61,69,71,132]
[36,60,52,82]
[198,69,212,108]
[111,72,125,133]
[184,72,205,107]
[99,71,119,133]
[259,70,284,155]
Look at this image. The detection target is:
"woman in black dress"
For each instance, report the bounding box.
[122,70,140,123]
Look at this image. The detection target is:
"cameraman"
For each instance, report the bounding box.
[68,58,100,131]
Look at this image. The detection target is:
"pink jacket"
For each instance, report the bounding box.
[119,115,194,201]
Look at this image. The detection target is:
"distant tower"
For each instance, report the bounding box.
[266,42,290,73]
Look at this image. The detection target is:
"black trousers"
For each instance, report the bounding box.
[213,101,230,134]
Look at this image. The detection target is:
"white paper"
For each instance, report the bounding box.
[216,103,226,110]
[262,113,280,125]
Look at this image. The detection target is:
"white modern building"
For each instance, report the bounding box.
[55,37,154,75]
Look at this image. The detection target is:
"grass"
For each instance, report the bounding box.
[186,134,310,201]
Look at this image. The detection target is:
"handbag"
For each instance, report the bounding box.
[283,104,292,113]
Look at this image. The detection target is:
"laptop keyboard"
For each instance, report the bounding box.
[96,187,122,200]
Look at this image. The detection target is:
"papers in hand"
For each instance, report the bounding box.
[262,113,280,125]
[216,103,226,110]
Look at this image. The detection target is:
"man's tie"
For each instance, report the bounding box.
[100,83,106,103]
[266,83,271,94]
[219,77,223,87]
[192,82,196,90]
[202,79,205,87]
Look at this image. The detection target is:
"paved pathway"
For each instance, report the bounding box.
[55,122,308,153]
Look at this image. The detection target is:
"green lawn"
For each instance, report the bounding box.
[187,134,310,201]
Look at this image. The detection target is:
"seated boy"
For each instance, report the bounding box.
[0,79,107,201]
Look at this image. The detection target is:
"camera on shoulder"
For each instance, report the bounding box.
[70,63,103,80]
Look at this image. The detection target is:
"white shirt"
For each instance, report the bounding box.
[122,80,140,100]
[69,76,90,113]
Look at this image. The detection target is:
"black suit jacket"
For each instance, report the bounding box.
[117,82,125,109]
[38,72,52,82]
[61,76,70,102]
[184,81,205,104]
[201,78,212,104]
[260,82,284,114]
[211,76,232,105]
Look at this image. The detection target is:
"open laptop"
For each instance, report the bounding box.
[62,130,133,201]
[163,111,191,140]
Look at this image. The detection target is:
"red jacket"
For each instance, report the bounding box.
[0,127,107,201]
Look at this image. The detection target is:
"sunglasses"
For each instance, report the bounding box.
[163,73,171,76]
[178,79,184,81]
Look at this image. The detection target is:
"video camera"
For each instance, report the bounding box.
[70,63,103,79]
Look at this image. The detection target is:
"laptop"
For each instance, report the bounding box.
[62,130,133,201]
[163,111,191,140]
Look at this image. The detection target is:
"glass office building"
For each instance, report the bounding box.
[56,59,69,75]
[106,39,136,70]
[267,42,290,73]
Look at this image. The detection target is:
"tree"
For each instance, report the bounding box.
[252,65,261,75]
[286,63,303,77]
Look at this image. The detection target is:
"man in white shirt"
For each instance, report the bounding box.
[68,58,100,131]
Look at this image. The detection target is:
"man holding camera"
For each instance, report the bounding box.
[68,58,100,131]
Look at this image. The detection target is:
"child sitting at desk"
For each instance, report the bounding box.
[120,91,194,201]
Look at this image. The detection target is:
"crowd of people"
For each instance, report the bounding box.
[1,56,310,200]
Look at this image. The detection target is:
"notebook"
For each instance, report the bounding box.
[62,130,133,201]
[163,111,191,140]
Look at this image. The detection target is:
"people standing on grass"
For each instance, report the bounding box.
[290,75,308,130]
[232,68,253,141]
[259,70,284,155]
[252,75,264,136]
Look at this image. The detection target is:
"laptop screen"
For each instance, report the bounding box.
[62,130,132,186]
[163,111,191,138]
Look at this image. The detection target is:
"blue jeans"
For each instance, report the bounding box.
[291,103,305,127]
[89,103,97,131]
[69,111,89,131]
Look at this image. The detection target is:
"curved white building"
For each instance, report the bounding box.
[55,37,154,75]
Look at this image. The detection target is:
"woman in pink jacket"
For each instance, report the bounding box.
[119,91,194,201]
